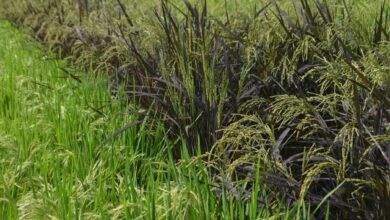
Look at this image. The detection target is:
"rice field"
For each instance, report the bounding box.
[0,19,318,220]
[0,0,390,219]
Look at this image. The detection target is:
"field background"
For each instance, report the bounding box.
[0,0,390,219]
